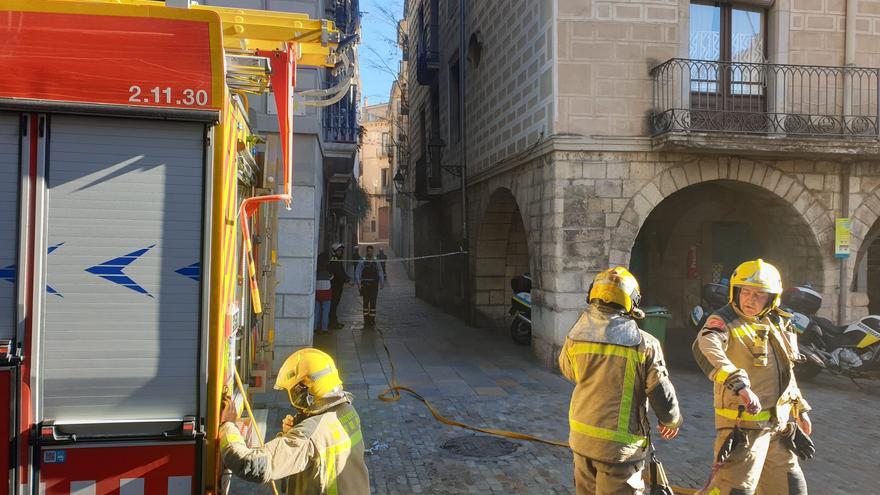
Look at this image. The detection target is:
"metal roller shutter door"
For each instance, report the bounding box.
[0,113,18,342]
[41,115,204,425]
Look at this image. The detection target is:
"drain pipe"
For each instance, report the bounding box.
[838,0,855,324]
[839,167,851,324]
[459,0,471,321]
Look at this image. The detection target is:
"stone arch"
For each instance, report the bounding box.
[611,159,834,267]
[473,187,531,328]
[850,185,880,315]
[613,159,834,329]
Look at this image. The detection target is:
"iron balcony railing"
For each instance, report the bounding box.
[650,58,880,138]
[322,75,358,144]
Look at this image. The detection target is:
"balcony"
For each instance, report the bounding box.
[416,23,440,86]
[650,58,880,155]
[322,89,358,144]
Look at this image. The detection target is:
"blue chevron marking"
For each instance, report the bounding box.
[46,243,63,297]
[175,262,200,282]
[0,244,64,296]
[85,245,155,297]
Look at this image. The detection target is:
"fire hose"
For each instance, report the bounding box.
[372,326,698,494]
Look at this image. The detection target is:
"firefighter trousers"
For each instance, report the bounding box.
[705,428,807,495]
[573,453,645,495]
[361,281,378,326]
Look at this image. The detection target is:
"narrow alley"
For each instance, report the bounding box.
[235,251,880,494]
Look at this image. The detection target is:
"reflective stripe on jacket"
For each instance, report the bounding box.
[558,305,681,464]
[220,400,370,494]
[693,304,810,430]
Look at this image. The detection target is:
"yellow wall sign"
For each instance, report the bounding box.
[835,217,851,258]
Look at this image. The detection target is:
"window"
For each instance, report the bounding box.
[690,2,766,100]
[449,59,461,143]
[689,3,765,63]
[371,220,377,232]
[381,168,389,191]
[381,132,390,156]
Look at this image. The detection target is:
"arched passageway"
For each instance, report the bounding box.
[473,188,530,331]
[630,180,825,364]
[853,220,880,315]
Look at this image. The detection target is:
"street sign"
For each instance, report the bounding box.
[835,217,851,259]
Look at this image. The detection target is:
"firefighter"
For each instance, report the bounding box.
[693,259,813,495]
[219,348,370,494]
[354,245,384,328]
[559,267,682,495]
[328,243,349,329]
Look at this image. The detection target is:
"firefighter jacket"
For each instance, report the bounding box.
[693,303,811,431]
[220,393,370,494]
[558,305,682,464]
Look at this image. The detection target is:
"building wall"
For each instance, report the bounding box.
[405,0,555,189]
[359,104,392,243]
[555,0,680,136]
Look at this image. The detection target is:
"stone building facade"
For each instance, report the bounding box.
[359,103,393,243]
[398,0,880,367]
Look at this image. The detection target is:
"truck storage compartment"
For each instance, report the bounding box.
[40,115,205,427]
[0,111,20,495]
[34,115,207,494]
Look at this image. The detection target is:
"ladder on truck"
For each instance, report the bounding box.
[0,1,344,494]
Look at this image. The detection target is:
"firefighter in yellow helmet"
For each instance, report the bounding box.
[693,259,813,494]
[558,267,682,494]
[219,348,370,494]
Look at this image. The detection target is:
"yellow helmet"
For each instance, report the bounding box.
[274,348,342,399]
[729,259,783,311]
[588,267,641,314]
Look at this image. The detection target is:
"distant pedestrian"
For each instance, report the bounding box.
[328,243,349,329]
[355,245,385,328]
[377,248,388,283]
[351,245,361,275]
[315,264,333,335]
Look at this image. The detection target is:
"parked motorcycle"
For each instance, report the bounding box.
[509,274,532,345]
[782,285,880,381]
[688,282,729,331]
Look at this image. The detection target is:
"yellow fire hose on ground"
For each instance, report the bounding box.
[373,326,699,495]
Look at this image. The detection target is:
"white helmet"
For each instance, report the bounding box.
[331,242,344,251]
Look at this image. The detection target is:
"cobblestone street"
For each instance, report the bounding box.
[235,253,880,494]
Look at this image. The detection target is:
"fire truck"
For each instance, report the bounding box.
[0,1,341,493]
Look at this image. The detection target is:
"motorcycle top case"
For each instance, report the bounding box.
[702,283,729,308]
[781,286,822,316]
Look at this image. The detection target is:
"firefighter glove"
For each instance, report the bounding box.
[782,422,815,461]
[716,426,746,464]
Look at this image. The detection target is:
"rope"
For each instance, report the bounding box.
[370,325,698,494]
[333,250,468,263]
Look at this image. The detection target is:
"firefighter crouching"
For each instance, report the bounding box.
[693,259,814,495]
[219,348,370,494]
[559,267,682,495]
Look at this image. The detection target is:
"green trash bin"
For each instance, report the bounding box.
[640,306,672,345]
